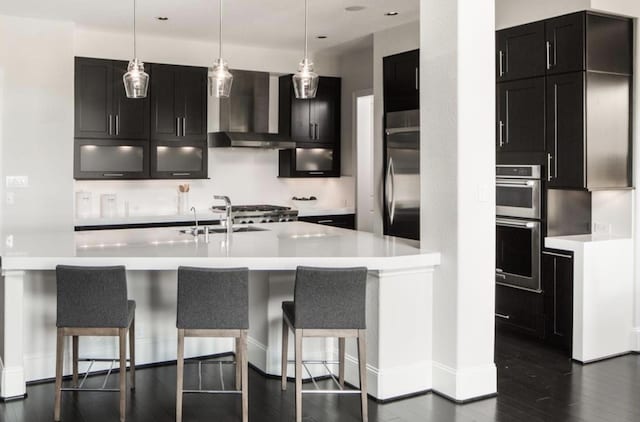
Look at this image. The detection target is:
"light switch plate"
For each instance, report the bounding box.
[6,176,28,188]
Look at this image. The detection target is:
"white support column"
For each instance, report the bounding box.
[420,0,498,401]
[1,270,26,399]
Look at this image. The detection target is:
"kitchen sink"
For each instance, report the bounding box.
[180,226,268,235]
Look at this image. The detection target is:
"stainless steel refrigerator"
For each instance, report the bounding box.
[383,110,420,240]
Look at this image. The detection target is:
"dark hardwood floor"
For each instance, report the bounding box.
[2,329,639,422]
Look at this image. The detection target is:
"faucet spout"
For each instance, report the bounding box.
[189,206,199,240]
[213,196,233,237]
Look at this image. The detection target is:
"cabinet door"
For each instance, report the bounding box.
[290,97,312,142]
[150,141,207,179]
[74,139,149,180]
[178,67,208,141]
[150,64,180,141]
[496,22,546,82]
[75,58,113,138]
[542,251,573,352]
[112,60,149,140]
[546,13,585,75]
[298,214,355,230]
[495,284,545,338]
[383,50,419,112]
[496,77,546,154]
[311,77,341,144]
[546,72,585,188]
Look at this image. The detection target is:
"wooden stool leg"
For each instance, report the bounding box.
[119,328,127,422]
[295,329,303,422]
[241,330,249,422]
[357,330,368,422]
[129,318,136,390]
[54,328,64,422]
[72,335,79,387]
[281,317,289,391]
[176,329,185,422]
[338,337,345,387]
[235,336,242,390]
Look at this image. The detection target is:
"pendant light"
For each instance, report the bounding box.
[293,0,319,99]
[210,0,233,98]
[123,0,149,99]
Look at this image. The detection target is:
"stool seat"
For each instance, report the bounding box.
[126,300,136,326]
[282,301,295,325]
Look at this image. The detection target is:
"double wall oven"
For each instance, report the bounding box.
[496,165,542,292]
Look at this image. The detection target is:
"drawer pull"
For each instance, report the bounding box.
[317,220,334,224]
[309,172,325,175]
[495,313,510,320]
[172,172,191,177]
[103,173,124,177]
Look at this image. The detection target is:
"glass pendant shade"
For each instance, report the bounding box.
[123,58,149,99]
[293,58,319,99]
[210,58,233,98]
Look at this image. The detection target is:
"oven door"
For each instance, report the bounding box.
[496,218,541,292]
[496,178,541,219]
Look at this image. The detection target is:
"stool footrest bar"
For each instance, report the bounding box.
[301,389,362,395]
[61,388,120,393]
[182,390,242,395]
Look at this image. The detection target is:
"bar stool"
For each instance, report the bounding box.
[281,266,368,422]
[176,266,249,422]
[54,265,136,422]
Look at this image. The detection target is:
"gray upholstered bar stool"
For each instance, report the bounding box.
[281,266,368,422]
[176,266,249,422]
[54,265,136,422]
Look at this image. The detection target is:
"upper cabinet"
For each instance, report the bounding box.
[497,22,546,82]
[150,64,208,142]
[75,57,149,140]
[497,12,632,81]
[278,75,341,146]
[383,49,419,112]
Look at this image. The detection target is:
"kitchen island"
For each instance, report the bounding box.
[0,222,440,401]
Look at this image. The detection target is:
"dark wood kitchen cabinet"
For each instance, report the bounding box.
[150,141,208,179]
[278,76,341,146]
[496,22,546,82]
[150,63,208,142]
[542,250,573,352]
[383,49,419,112]
[496,77,546,154]
[279,147,339,178]
[74,138,149,180]
[495,284,545,338]
[75,57,149,140]
[298,214,355,230]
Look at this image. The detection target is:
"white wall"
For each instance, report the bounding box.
[372,21,420,235]
[337,43,374,177]
[422,0,497,399]
[0,15,75,232]
[496,0,590,29]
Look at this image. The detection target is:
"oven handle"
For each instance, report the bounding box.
[496,218,537,228]
[496,180,535,187]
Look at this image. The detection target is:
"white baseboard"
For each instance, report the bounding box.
[1,365,26,399]
[632,327,640,352]
[432,361,497,401]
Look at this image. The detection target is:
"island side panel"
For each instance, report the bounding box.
[1,270,26,399]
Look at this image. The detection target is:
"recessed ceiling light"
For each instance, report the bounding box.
[156,16,169,21]
[345,6,366,12]
[316,35,328,39]
[385,11,399,16]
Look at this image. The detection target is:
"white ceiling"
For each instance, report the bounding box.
[0,0,419,52]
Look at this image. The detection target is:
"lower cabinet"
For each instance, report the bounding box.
[74,139,149,180]
[542,250,574,352]
[150,141,208,179]
[298,214,355,230]
[495,284,545,338]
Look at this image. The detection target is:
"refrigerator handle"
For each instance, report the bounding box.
[385,158,393,223]
[388,158,396,225]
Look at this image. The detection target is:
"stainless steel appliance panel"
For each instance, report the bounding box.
[546,189,592,237]
[496,217,541,292]
[384,110,420,240]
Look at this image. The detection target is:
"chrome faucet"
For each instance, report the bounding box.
[190,206,199,237]
[213,195,233,237]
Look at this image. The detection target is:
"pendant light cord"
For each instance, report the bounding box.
[219,0,223,59]
[304,0,308,59]
[133,0,137,58]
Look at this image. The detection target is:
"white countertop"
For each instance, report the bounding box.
[2,222,438,272]
[545,233,631,250]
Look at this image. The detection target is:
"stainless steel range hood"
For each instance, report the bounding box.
[208,69,294,149]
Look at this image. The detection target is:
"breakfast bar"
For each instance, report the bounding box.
[0,222,440,401]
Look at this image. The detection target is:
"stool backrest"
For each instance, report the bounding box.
[56,265,129,328]
[294,266,368,329]
[177,267,249,330]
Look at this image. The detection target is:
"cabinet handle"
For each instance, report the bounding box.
[498,50,504,77]
[546,41,552,70]
[182,117,186,137]
[314,123,319,140]
[103,173,124,177]
[415,67,419,90]
[172,172,191,177]
[547,153,553,181]
[309,123,314,139]
[495,313,510,320]
[317,220,334,224]
[108,114,113,135]
[309,171,325,175]
[176,117,181,137]
[498,120,505,147]
[115,115,120,136]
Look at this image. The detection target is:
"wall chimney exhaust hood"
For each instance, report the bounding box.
[208,69,295,149]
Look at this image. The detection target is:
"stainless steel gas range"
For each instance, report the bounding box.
[210,205,298,225]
